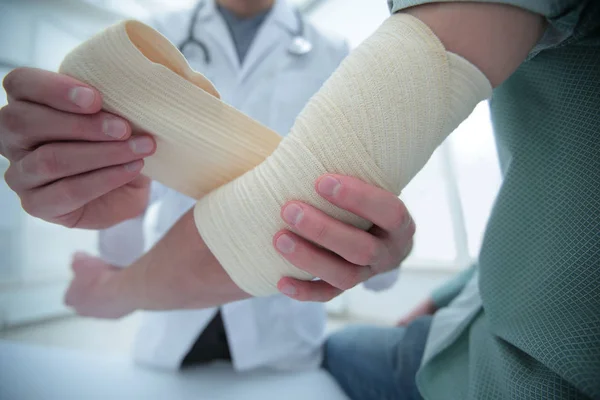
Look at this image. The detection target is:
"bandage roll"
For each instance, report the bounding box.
[59,20,282,200]
[193,14,492,296]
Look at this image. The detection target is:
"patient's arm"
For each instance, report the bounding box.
[116,208,246,310]
[406,2,544,87]
[192,3,545,296]
[65,2,545,314]
[65,175,416,315]
[64,208,245,318]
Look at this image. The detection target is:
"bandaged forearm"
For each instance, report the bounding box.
[194,14,492,296]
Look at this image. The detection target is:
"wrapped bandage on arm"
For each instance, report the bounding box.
[59,13,491,297]
[194,13,492,296]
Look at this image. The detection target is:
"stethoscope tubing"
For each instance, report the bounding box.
[177,0,311,65]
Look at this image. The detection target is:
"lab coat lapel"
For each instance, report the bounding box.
[238,20,280,83]
[196,0,241,71]
[239,0,298,83]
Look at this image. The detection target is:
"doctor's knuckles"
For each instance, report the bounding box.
[0,68,157,229]
[276,174,414,302]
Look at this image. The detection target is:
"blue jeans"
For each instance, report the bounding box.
[323,316,433,400]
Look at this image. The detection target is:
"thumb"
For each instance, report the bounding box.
[71,251,98,271]
[128,173,152,190]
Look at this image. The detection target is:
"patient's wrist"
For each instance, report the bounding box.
[117,209,250,311]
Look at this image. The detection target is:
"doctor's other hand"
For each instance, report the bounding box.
[0,68,156,229]
[275,174,415,302]
[64,252,134,319]
[396,297,437,326]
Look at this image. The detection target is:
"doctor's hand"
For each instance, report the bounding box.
[64,252,134,319]
[275,174,415,302]
[0,68,156,229]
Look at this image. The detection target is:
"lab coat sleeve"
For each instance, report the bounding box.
[362,269,400,291]
[329,35,350,69]
[308,22,350,70]
[98,181,167,267]
[338,40,351,61]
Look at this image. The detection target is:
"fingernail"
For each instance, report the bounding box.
[275,234,295,254]
[403,214,412,230]
[69,87,95,109]
[317,176,341,197]
[282,203,303,226]
[129,136,154,155]
[103,118,128,139]
[72,252,87,262]
[280,284,297,296]
[124,160,142,172]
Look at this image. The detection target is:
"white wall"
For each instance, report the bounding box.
[0,0,126,326]
[0,0,127,283]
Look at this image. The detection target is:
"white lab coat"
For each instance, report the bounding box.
[99,0,398,372]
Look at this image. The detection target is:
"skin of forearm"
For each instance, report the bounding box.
[115,209,250,311]
[405,2,546,88]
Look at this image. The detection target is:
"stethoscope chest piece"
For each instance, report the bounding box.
[289,36,312,56]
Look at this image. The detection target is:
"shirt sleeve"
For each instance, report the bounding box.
[363,269,399,291]
[430,264,477,308]
[387,0,595,56]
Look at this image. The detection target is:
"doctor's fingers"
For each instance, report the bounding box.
[4,136,156,192]
[281,200,405,268]
[16,160,145,226]
[3,68,102,114]
[0,101,132,161]
[277,277,343,302]
[367,218,416,274]
[315,174,412,234]
[273,230,375,292]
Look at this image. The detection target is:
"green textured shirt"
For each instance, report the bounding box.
[430,264,476,308]
[388,0,600,398]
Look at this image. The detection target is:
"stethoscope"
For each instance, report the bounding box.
[178,1,313,64]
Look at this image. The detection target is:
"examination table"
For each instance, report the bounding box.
[0,340,349,399]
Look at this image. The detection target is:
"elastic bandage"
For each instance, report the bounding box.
[59,21,282,200]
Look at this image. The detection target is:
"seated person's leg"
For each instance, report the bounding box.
[324,316,432,400]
